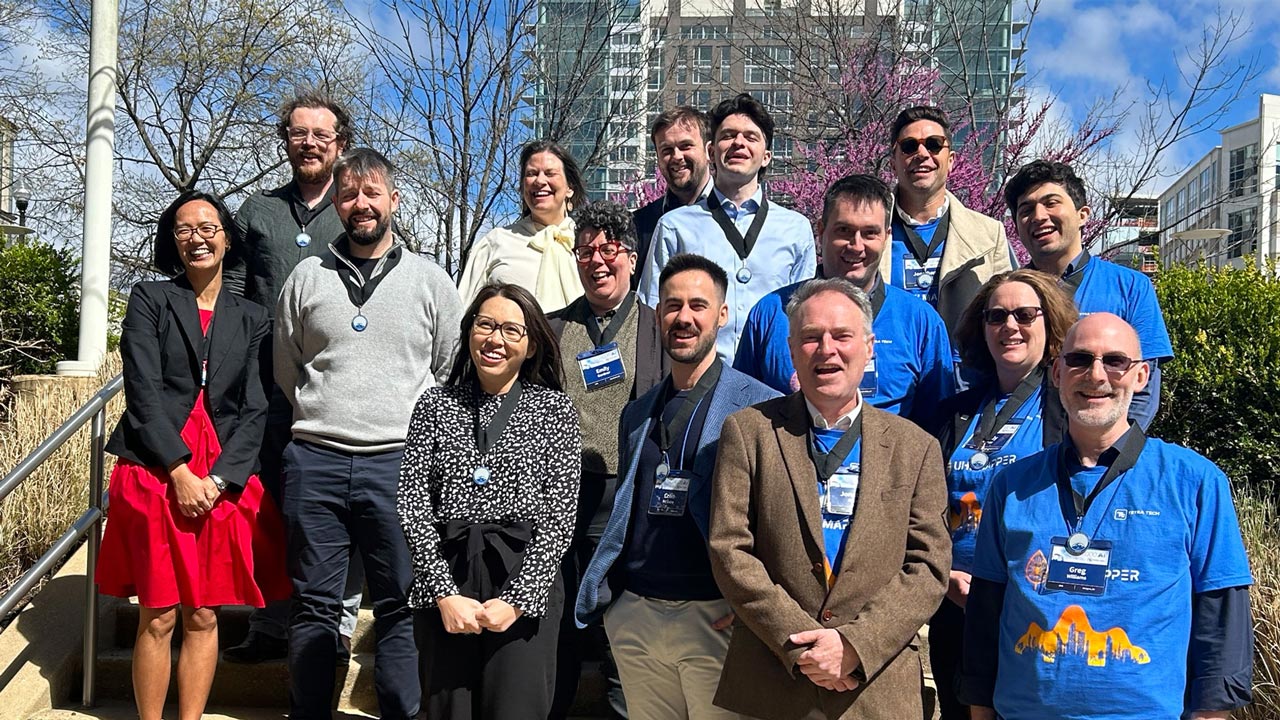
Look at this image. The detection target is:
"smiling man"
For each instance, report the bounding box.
[881,106,1013,337]
[708,277,950,719]
[1004,160,1173,430]
[638,93,816,363]
[274,148,463,720]
[960,313,1253,720]
[735,174,954,429]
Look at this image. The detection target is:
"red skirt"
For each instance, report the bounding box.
[96,390,291,608]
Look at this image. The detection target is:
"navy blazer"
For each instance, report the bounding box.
[575,364,780,626]
[105,277,271,489]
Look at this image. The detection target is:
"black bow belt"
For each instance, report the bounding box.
[438,519,534,600]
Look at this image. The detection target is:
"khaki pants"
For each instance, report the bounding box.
[603,591,743,720]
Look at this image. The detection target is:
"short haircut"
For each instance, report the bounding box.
[709,93,775,149]
[785,277,874,334]
[276,88,354,146]
[518,140,589,216]
[1004,159,1088,215]
[572,200,638,250]
[650,106,711,147]
[954,269,1079,376]
[333,147,398,193]
[890,105,952,144]
[658,253,728,301]
[822,174,893,227]
[153,190,244,278]
[446,283,564,392]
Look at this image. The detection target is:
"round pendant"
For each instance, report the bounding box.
[351,314,368,332]
[473,466,491,486]
[655,461,670,482]
[735,266,752,283]
[918,271,934,290]
[969,451,989,470]
[1066,532,1090,555]
[295,231,312,248]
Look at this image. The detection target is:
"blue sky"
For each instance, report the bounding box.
[1020,0,1280,192]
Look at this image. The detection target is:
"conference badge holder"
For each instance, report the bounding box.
[577,342,626,391]
[649,469,692,516]
[904,255,941,292]
[1044,536,1112,596]
[859,356,878,397]
[823,464,860,517]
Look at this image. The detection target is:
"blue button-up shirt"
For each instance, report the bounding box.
[638,186,817,363]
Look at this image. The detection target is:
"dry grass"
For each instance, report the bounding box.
[0,352,124,595]
[1239,488,1280,720]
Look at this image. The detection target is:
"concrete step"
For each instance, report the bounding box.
[111,604,376,653]
[31,700,371,719]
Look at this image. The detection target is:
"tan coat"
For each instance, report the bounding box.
[709,394,950,720]
[878,189,1012,338]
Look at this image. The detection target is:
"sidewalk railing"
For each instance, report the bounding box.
[0,373,123,707]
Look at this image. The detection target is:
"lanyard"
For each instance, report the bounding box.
[808,413,863,482]
[199,313,215,387]
[867,277,886,318]
[1040,250,1094,293]
[971,368,1042,449]
[896,211,950,264]
[707,192,770,262]
[333,242,400,310]
[656,360,722,456]
[475,381,524,458]
[1055,425,1146,531]
[585,292,635,348]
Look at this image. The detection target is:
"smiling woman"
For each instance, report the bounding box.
[457,140,590,314]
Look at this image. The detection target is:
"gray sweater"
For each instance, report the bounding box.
[274,242,463,453]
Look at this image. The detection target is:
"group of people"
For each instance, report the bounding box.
[91,86,1253,720]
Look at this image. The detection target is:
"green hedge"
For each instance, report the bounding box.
[1152,261,1280,492]
[0,240,79,382]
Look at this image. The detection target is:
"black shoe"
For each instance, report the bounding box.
[222,630,288,664]
[336,634,352,666]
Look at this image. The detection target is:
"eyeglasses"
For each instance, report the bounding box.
[571,241,631,263]
[1060,351,1140,376]
[286,127,338,145]
[473,315,527,343]
[982,306,1043,326]
[174,224,223,241]
[896,135,949,155]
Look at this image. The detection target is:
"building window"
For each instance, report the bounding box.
[745,46,790,85]
[675,47,687,84]
[692,89,711,108]
[1228,143,1258,197]
[1199,165,1215,208]
[693,45,713,84]
[720,46,732,84]
[1227,207,1257,259]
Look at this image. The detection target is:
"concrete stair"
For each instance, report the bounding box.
[32,701,371,719]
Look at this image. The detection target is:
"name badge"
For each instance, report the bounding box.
[576,342,626,391]
[1044,537,1113,596]
[649,469,692,516]
[858,356,877,397]
[903,255,941,292]
[823,465,860,516]
[962,419,1024,454]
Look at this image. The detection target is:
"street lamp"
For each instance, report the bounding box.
[12,175,31,226]
[1169,228,1231,267]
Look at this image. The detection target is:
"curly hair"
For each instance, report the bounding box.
[275,88,354,146]
[572,200,638,249]
[954,269,1079,377]
[1003,159,1088,215]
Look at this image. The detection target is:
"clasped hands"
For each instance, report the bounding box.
[170,462,222,518]
[438,595,523,634]
[789,628,861,692]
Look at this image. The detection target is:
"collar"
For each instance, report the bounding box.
[804,395,863,430]
[895,194,950,226]
[1029,248,1089,279]
[710,185,764,213]
[664,177,713,212]
[592,294,630,320]
[1064,422,1140,469]
[287,179,335,210]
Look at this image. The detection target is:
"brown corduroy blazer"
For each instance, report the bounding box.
[708,394,951,720]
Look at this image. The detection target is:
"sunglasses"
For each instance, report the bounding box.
[982,306,1043,326]
[572,241,631,264]
[1060,351,1139,375]
[896,135,949,155]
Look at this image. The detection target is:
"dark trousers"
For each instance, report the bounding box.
[282,440,420,719]
[929,596,966,720]
[417,575,564,719]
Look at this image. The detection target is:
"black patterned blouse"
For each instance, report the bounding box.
[397,381,581,618]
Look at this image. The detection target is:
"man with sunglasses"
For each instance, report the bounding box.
[883,106,1013,337]
[546,200,669,719]
[1004,159,1172,430]
[959,313,1253,720]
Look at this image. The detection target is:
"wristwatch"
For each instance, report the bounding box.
[209,474,228,493]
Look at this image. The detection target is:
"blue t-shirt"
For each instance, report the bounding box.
[812,427,862,578]
[891,218,945,306]
[971,439,1253,720]
[946,384,1045,573]
[734,282,954,428]
[1070,256,1174,361]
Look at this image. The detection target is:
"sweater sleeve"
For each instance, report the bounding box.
[273,271,303,413]
[428,270,464,385]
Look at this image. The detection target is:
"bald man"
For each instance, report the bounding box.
[959,314,1254,720]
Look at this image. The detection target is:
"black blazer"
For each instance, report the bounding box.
[105,277,271,489]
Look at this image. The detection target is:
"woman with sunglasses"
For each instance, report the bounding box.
[458,140,590,314]
[96,191,290,720]
[398,283,581,718]
[928,269,1077,719]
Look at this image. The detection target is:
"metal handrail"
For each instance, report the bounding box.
[0,373,123,708]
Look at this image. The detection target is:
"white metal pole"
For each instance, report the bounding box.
[57,0,118,377]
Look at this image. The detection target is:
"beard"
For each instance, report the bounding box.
[666,160,707,194]
[665,324,718,365]
[289,150,336,186]
[345,215,391,246]
[1065,383,1130,429]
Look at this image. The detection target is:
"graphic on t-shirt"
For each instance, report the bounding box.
[1024,549,1048,590]
[1015,605,1150,667]
[949,491,982,535]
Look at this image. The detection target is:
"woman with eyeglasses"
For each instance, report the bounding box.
[457,140,590,314]
[398,282,581,718]
[927,268,1077,719]
[96,190,290,720]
